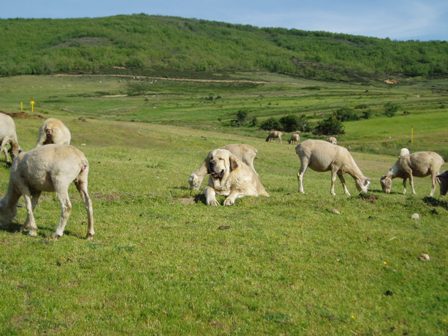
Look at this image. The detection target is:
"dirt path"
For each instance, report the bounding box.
[53,73,266,84]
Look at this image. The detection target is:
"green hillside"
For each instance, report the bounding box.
[1,14,447,81]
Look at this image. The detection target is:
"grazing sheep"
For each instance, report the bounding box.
[189,144,257,190]
[0,144,94,239]
[288,132,300,145]
[296,139,370,196]
[327,136,337,145]
[438,171,448,196]
[380,149,444,197]
[266,130,283,143]
[36,118,71,147]
[0,113,21,164]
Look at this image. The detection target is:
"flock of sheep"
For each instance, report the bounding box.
[0,113,94,239]
[0,112,447,239]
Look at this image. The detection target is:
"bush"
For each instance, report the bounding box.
[279,115,300,132]
[314,116,345,135]
[260,117,281,130]
[384,102,399,117]
[361,110,372,119]
[334,107,359,121]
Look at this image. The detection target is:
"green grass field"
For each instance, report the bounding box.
[0,74,447,335]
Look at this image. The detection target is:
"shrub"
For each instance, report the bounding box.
[314,116,345,135]
[279,115,300,132]
[361,110,372,119]
[334,107,359,121]
[260,117,281,130]
[384,102,399,117]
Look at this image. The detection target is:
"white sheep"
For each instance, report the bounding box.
[0,144,94,239]
[189,144,257,190]
[288,132,300,145]
[265,130,283,143]
[296,139,370,196]
[380,149,444,196]
[327,136,337,145]
[36,118,71,146]
[0,113,21,164]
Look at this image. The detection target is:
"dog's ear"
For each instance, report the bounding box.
[229,154,239,171]
[206,154,212,174]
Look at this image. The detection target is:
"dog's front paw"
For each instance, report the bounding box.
[223,198,235,206]
[207,199,220,206]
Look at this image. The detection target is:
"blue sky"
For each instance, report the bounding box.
[1,0,447,41]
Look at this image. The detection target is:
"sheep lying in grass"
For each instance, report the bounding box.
[36,118,71,146]
[288,132,300,145]
[266,130,283,143]
[0,113,21,164]
[327,136,337,145]
[189,144,257,190]
[296,139,370,196]
[0,144,94,239]
[380,149,444,197]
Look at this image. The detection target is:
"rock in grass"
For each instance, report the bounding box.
[330,208,341,215]
[411,213,420,220]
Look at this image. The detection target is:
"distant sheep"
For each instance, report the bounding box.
[296,139,370,196]
[327,136,337,145]
[288,132,300,145]
[189,144,257,190]
[36,118,71,147]
[0,113,21,164]
[266,130,283,143]
[380,148,444,197]
[0,144,94,239]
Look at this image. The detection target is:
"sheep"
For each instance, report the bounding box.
[0,144,94,239]
[189,144,257,190]
[265,130,283,143]
[288,132,300,145]
[380,149,444,197]
[296,139,370,196]
[0,113,21,164]
[327,136,337,145]
[438,171,448,196]
[36,118,71,147]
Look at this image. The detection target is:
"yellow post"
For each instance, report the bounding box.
[20,101,23,111]
[411,127,414,144]
[30,98,35,113]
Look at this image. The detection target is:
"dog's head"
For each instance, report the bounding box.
[206,149,239,180]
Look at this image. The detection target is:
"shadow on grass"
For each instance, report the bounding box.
[423,196,448,211]
[0,221,86,240]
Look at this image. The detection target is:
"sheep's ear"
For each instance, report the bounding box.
[380,175,386,181]
[365,179,371,187]
[229,154,239,171]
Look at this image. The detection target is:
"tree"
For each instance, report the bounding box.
[314,116,345,135]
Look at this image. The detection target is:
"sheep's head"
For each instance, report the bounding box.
[188,173,200,190]
[380,175,392,193]
[356,178,370,193]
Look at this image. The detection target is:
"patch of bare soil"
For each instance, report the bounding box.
[0,111,44,119]
[177,197,196,205]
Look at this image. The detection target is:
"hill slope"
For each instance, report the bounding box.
[0,14,447,81]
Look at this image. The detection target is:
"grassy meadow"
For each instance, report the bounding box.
[0,74,447,335]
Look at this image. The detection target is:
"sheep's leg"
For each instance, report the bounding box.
[205,186,219,206]
[330,168,338,196]
[75,179,95,239]
[409,175,416,195]
[298,158,309,193]
[31,192,41,210]
[23,194,38,237]
[430,172,438,197]
[0,137,11,164]
[53,188,72,238]
[402,177,407,194]
[337,172,351,196]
